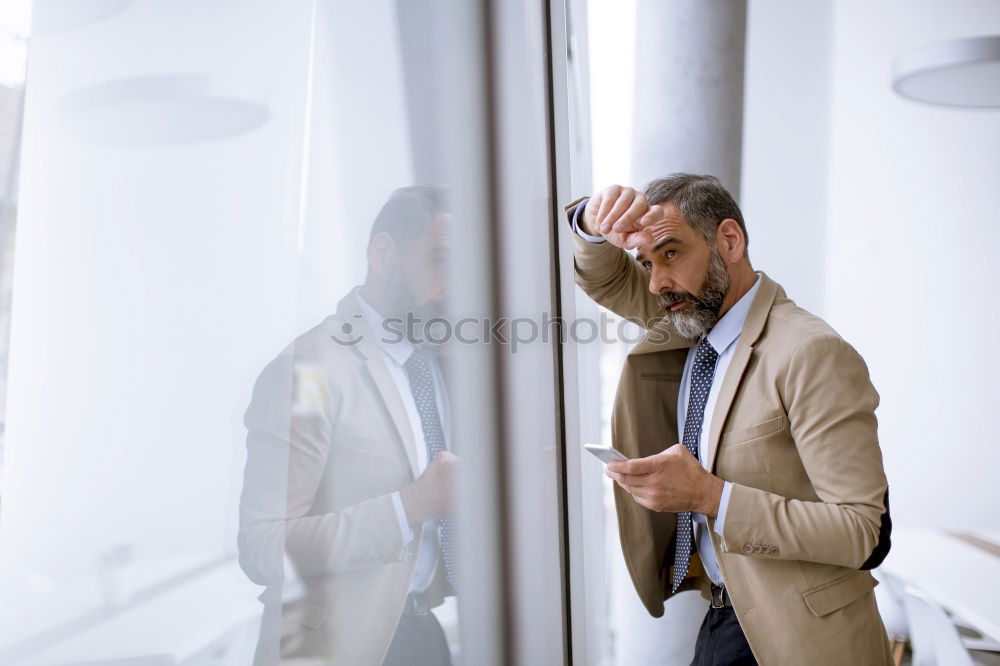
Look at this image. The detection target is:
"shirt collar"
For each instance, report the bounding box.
[704,273,762,355]
[354,287,415,367]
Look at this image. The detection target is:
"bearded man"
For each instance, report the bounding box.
[567,174,893,665]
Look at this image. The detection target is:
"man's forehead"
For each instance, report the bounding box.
[636,204,694,259]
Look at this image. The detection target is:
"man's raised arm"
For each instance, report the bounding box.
[566,185,666,327]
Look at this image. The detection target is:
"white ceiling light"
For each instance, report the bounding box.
[59,74,269,145]
[33,0,133,32]
[892,35,1000,108]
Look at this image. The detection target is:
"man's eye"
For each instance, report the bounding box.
[665,249,677,259]
[641,261,652,270]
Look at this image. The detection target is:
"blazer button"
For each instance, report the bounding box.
[743,544,753,553]
[752,544,763,554]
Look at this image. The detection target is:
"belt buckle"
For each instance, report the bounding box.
[710,584,726,609]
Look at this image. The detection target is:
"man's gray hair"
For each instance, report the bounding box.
[644,174,749,253]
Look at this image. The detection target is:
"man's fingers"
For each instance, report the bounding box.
[600,188,637,233]
[623,231,653,250]
[595,185,622,228]
[610,478,644,499]
[638,204,665,228]
[610,194,646,233]
[584,192,603,220]
[607,459,650,475]
[665,442,691,458]
[605,467,629,489]
[621,484,655,509]
[582,193,603,234]
[622,456,657,475]
[633,494,655,511]
[623,192,648,224]
[619,473,652,488]
[607,193,648,236]
[605,467,647,487]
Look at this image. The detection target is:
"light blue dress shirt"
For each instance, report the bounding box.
[572,200,758,586]
[677,276,760,585]
[356,290,449,594]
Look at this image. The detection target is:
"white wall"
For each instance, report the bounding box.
[741,0,832,314]
[588,0,636,190]
[743,0,1000,530]
[824,0,1000,530]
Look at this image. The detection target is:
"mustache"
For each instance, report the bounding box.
[655,290,709,311]
[658,291,687,305]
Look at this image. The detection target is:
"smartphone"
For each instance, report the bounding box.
[584,443,630,465]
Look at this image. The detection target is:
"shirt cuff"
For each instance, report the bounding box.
[571,197,605,243]
[713,482,734,537]
[391,491,415,545]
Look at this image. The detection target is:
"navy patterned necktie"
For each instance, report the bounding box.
[402,348,458,591]
[671,338,719,592]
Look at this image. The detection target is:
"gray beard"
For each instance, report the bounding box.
[656,249,730,341]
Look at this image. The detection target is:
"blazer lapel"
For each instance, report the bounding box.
[363,357,420,477]
[705,273,781,472]
[705,341,752,472]
[333,291,420,478]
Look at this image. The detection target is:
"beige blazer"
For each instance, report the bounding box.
[567,200,893,665]
[239,290,451,665]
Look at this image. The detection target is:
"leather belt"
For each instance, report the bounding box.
[710,583,734,609]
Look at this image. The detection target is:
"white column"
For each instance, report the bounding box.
[631,0,747,193]
[615,3,747,664]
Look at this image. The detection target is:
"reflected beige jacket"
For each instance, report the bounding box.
[567,200,893,665]
[239,290,451,665]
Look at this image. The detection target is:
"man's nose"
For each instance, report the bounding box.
[648,269,673,295]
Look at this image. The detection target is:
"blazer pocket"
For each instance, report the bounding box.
[721,415,784,447]
[332,429,400,459]
[801,570,877,617]
[640,371,682,383]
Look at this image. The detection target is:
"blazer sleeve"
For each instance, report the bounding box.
[718,333,892,569]
[564,198,665,328]
[237,350,407,586]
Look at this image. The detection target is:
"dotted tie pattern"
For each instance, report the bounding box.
[671,338,719,593]
[402,348,458,592]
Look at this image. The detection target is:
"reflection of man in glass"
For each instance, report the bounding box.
[239,187,457,665]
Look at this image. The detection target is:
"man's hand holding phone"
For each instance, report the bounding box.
[603,443,724,518]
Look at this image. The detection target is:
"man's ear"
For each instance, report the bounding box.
[716,219,745,263]
[367,231,396,277]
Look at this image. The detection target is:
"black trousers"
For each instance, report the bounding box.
[691,606,758,666]
[382,608,453,666]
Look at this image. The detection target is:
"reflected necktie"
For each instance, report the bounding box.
[671,338,719,593]
[402,348,458,591]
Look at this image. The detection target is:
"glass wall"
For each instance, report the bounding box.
[0,1,576,664]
